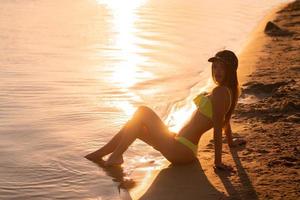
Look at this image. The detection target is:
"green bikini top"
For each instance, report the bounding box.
[193,88,231,119]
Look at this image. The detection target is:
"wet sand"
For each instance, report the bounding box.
[129,1,300,199]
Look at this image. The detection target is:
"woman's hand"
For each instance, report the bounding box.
[213,163,234,172]
[229,138,246,147]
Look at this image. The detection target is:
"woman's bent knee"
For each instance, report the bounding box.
[137,105,153,114]
[134,106,154,118]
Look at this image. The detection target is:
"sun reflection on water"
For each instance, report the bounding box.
[98,0,151,88]
[96,0,151,116]
[96,0,212,129]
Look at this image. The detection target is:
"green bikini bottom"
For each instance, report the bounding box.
[175,136,198,155]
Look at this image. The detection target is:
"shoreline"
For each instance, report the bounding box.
[128,1,299,199]
[238,2,289,84]
[231,0,300,198]
[199,0,300,199]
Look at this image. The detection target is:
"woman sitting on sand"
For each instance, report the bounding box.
[86,50,245,169]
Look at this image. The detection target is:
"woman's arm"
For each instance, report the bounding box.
[211,86,228,167]
[224,121,233,147]
[213,124,223,166]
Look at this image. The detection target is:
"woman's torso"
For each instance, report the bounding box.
[177,94,214,144]
[177,87,231,144]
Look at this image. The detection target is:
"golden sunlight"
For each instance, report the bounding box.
[97,0,152,117]
[113,100,136,116]
[165,100,196,133]
[97,0,151,89]
[165,79,213,132]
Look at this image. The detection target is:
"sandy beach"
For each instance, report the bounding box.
[129,1,300,199]
[200,1,300,199]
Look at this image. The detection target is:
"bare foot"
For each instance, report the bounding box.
[105,155,124,167]
[85,151,103,162]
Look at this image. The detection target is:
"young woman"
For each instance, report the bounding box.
[85,50,244,169]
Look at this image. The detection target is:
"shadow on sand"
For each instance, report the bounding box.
[90,158,224,199]
[88,147,258,200]
[214,146,259,200]
[138,160,225,200]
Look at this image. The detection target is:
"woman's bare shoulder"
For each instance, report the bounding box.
[212,86,229,98]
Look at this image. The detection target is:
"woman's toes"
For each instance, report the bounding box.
[85,152,99,161]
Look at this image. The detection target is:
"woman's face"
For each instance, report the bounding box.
[212,60,226,84]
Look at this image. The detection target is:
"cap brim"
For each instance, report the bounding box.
[208,56,225,63]
[208,57,217,62]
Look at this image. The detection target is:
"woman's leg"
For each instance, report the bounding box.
[105,106,175,166]
[85,125,125,161]
[85,106,166,162]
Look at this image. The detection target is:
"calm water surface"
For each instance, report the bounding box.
[0,0,290,199]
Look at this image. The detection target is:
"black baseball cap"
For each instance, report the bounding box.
[208,50,238,70]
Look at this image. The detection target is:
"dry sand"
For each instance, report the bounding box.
[127,1,300,199]
[199,1,300,199]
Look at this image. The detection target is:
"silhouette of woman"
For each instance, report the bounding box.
[86,50,245,169]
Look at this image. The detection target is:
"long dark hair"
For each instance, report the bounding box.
[222,65,239,125]
[210,50,240,125]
